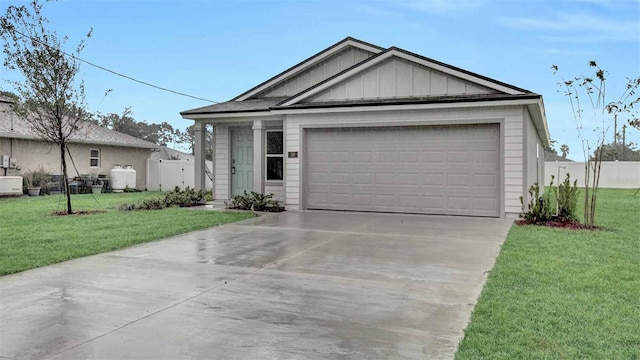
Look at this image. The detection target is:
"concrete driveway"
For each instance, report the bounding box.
[0,211,512,360]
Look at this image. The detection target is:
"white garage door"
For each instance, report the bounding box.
[305,124,500,217]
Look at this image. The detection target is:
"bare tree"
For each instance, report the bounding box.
[1,0,92,214]
[553,62,640,227]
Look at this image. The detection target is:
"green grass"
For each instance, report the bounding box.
[0,192,254,276]
[456,188,640,359]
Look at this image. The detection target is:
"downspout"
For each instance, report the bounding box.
[7,111,14,176]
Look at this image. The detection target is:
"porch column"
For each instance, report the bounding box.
[252,120,264,193]
[193,121,206,191]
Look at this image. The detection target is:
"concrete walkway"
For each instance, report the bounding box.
[0,211,512,360]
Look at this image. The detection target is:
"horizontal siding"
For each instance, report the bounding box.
[503,107,524,217]
[214,125,230,200]
[265,184,284,202]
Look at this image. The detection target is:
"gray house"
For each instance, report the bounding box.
[0,97,157,190]
[181,37,549,218]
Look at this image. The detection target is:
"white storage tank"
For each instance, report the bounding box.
[110,165,127,192]
[123,165,136,190]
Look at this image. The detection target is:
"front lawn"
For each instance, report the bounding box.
[0,192,254,276]
[456,188,640,359]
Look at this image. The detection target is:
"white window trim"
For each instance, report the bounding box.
[265,130,284,182]
[90,148,100,168]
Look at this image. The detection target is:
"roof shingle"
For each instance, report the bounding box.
[0,109,158,149]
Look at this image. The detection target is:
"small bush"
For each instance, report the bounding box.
[556,173,579,221]
[226,191,284,212]
[21,166,53,194]
[520,181,553,223]
[164,186,206,207]
[138,197,167,210]
[119,187,206,211]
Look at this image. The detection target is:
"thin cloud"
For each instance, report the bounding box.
[389,0,486,14]
[499,12,640,42]
[542,48,596,56]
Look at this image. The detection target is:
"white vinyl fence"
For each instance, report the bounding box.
[545,161,640,189]
[146,159,213,192]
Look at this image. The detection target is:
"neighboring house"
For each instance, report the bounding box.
[181,37,550,219]
[0,97,157,190]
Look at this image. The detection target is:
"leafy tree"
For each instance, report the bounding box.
[0,90,19,102]
[560,144,569,159]
[94,107,183,146]
[178,124,214,160]
[595,142,640,161]
[1,0,92,214]
[553,61,640,227]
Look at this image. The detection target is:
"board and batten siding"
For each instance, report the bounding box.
[308,57,496,103]
[256,47,375,98]
[284,105,526,218]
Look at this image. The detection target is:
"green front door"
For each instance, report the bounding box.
[231,128,253,196]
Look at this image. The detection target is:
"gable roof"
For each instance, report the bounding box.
[278,47,531,107]
[232,37,384,101]
[181,37,548,146]
[0,108,158,149]
[183,37,539,118]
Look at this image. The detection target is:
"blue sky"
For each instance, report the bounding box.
[1,0,639,159]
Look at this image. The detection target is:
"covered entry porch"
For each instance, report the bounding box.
[192,118,284,202]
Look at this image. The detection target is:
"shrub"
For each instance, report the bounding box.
[119,187,206,211]
[138,197,167,210]
[555,173,579,221]
[21,166,52,192]
[226,191,284,212]
[520,181,553,223]
[164,186,206,207]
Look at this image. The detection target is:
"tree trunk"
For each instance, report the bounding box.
[583,160,590,226]
[60,141,72,214]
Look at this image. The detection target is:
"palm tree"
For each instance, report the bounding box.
[560,144,569,159]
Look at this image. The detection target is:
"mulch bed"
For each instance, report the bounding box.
[516,218,599,230]
[51,210,107,216]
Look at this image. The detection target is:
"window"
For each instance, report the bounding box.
[266,130,283,181]
[90,149,100,168]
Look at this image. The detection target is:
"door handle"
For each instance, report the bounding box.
[231,166,236,174]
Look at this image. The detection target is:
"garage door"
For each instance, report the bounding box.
[305,124,500,217]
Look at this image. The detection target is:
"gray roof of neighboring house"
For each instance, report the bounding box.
[151,146,195,161]
[0,108,158,149]
[180,97,286,116]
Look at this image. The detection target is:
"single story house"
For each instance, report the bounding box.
[0,97,157,190]
[181,37,550,218]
